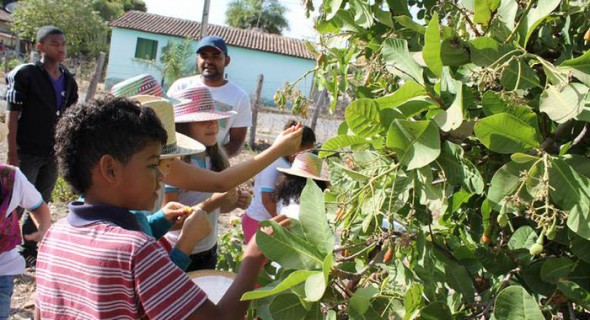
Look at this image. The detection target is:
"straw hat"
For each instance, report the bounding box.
[131,95,205,158]
[169,87,236,123]
[0,121,7,142]
[111,74,163,97]
[277,152,330,181]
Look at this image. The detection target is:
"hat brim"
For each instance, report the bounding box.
[175,110,237,123]
[277,167,330,182]
[160,132,206,159]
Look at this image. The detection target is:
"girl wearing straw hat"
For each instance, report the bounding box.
[164,87,251,271]
[275,152,330,220]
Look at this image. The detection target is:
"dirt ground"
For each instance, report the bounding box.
[2,107,341,319]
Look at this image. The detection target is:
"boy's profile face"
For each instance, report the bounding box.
[119,142,165,210]
[37,33,67,62]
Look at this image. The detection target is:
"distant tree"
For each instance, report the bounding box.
[92,0,147,22]
[226,0,289,35]
[135,38,195,87]
[11,0,108,58]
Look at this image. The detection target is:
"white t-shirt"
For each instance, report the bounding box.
[0,168,43,276]
[164,156,219,254]
[245,157,290,222]
[277,199,300,220]
[167,75,252,145]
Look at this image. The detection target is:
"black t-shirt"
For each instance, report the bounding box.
[5,62,78,156]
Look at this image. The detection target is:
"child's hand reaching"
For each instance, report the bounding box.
[234,189,252,210]
[162,201,191,224]
[272,122,303,157]
[177,207,212,254]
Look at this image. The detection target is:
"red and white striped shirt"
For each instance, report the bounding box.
[36,203,207,320]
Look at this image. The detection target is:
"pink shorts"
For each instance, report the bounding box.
[242,213,261,244]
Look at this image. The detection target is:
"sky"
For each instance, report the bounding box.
[142,0,318,40]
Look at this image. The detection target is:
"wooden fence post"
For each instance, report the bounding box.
[85,52,106,102]
[310,89,327,131]
[249,74,264,148]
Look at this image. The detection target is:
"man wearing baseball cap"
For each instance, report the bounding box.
[167,36,252,158]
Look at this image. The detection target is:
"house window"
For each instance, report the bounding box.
[135,38,158,60]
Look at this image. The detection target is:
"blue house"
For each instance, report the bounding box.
[106,11,316,104]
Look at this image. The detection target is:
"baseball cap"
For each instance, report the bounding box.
[196,36,228,55]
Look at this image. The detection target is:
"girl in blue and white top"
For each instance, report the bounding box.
[163,87,250,271]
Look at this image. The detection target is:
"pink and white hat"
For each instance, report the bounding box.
[169,87,236,123]
[110,74,163,97]
[277,152,330,181]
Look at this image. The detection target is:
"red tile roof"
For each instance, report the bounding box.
[109,11,315,60]
[0,9,12,22]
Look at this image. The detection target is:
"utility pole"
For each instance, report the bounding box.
[200,0,211,39]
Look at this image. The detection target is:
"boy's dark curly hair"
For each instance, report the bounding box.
[54,96,167,195]
[274,173,328,206]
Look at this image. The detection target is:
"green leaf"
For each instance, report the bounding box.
[299,179,334,257]
[476,247,516,276]
[434,79,463,132]
[482,91,508,116]
[557,280,590,309]
[507,226,538,250]
[268,293,307,320]
[474,0,494,25]
[522,261,557,296]
[497,0,518,30]
[304,271,326,302]
[349,286,379,316]
[241,270,316,300]
[345,99,382,138]
[500,59,541,90]
[445,263,475,304]
[474,113,541,154]
[373,8,393,28]
[571,231,590,264]
[488,160,535,209]
[549,159,590,240]
[560,50,590,86]
[318,135,368,158]
[256,220,324,270]
[382,38,424,84]
[436,141,484,194]
[393,15,426,34]
[349,0,373,28]
[540,257,574,284]
[423,12,443,76]
[469,37,511,67]
[376,81,427,110]
[416,167,448,216]
[518,0,561,46]
[386,119,441,170]
[420,301,453,320]
[540,83,589,124]
[493,286,544,320]
[325,0,344,20]
[440,38,470,66]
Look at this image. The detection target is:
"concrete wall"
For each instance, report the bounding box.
[105,28,316,104]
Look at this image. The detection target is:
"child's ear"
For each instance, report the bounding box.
[98,155,119,183]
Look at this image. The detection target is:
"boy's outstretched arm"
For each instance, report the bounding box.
[186,215,290,320]
[166,123,303,192]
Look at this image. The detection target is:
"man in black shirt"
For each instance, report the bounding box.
[5,26,78,266]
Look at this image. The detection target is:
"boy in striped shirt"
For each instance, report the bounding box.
[34,96,293,320]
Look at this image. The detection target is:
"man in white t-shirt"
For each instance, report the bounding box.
[167,36,252,157]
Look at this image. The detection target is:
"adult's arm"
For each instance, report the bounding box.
[223,127,248,158]
[165,124,302,192]
[6,111,20,166]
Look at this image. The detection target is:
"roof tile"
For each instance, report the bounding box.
[109,11,314,60]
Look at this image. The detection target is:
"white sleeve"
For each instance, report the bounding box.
[259,163,280,193]
[11,169,43,212]
[230,92,252,128]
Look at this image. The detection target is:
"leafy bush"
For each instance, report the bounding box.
[52,176,77,203]
[253,1,590,319]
